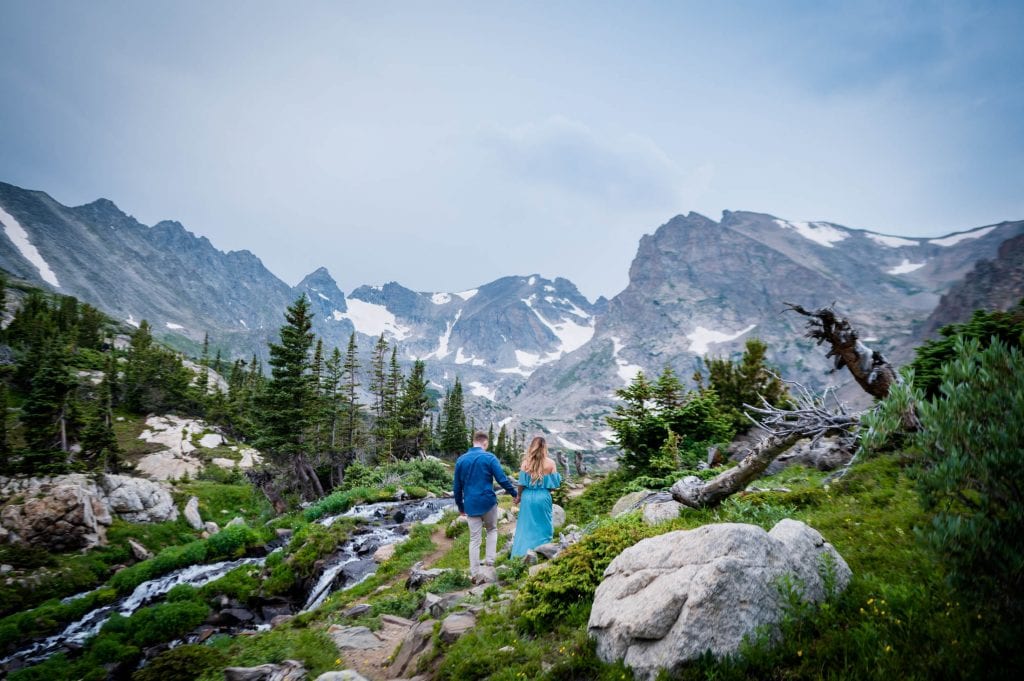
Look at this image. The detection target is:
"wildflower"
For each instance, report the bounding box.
[797,650,803,657]
[335,659,342,666]
[885,645,892,653]
[867,598,875,605]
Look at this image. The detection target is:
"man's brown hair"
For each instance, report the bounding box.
[472,431,489,445]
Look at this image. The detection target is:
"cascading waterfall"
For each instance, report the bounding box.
[3,556,265,668]
[302,497,454,611]
[4,496,455,671]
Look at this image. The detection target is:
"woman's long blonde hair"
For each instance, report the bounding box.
[522,436,549,482]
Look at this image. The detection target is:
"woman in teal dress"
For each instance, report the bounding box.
[511,436,562,557]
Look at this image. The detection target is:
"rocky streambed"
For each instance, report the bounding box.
[1,496,454,675]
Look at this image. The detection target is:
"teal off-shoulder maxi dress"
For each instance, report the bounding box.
[510,471,562,556]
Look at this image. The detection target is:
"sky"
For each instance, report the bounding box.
[1,1,1022,300]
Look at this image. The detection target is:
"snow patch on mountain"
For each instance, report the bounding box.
[930,225,996,247]
[773,219,850,248]
[455,347,486,366]
[337,298,410,340]
[0,203,61,287]
[686,323,757,354]
[521,295,595,354]
[455,289,478,301]
[468,381,497,401]
[239,319,248,328]
[165,322,184,330]
[610,336,643,384]
[126,314,140,328]
[887,259,926,275]
[866,233,919,248]
[423,310,462,360]
[317,292,330,301]
[430,292,452,305]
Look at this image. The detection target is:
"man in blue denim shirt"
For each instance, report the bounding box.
[453,431,518,576]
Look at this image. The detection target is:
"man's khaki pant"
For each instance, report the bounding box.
[467,505,498,575]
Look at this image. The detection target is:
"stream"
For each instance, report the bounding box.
[2,496,454,672]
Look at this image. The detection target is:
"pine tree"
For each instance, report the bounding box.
[256,296,324,501]
[394,360,430,459]
[441,377,469,455]
[200,332,211,396]
[323,345,346,485]
[339,333,363,463]
[80,354,120,471]
[369,334,388,421]
[20,339,77,473]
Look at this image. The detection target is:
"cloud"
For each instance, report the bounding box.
[476,116,689,210]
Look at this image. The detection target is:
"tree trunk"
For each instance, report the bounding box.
[671,432,803,509]
[784,303,901,400]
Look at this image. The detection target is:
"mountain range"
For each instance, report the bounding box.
[1,180,1021,456]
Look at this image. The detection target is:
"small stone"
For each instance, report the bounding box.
[470,566,498,585]
[440,611,476,644]
[342,603,371,619]
[204,521,220,535]
[226,516,246,528]
[387,619,436,677]
[0,564,13,574]
[379,614,415,627]
[498,645,515,653]
[534,543,560,560]
[314,671,370,681]
[529,562,552,577]
[275,528,294,539]
[552,503,566,528]
[270,615,294,628]
[524,550,538,565]
[328,625,383,650]
[373,543,396,563]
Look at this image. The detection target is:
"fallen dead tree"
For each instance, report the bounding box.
[671,382,859,509]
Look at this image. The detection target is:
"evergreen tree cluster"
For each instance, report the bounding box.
[0,276,206,475]
[695,337,791,432]
[606,366,735,477]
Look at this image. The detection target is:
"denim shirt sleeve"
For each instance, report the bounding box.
[490,455,518,498]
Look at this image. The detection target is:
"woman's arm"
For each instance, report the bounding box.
[515,484,524,504]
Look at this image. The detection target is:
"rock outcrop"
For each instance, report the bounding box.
[0,474,178,550]
[588,519,851,681]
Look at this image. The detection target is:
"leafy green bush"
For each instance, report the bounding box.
[133,644,228,681]
[908,302,1024,398]
[515,515,655,633]
[303,486,394,522]
[201,565,262,605]
[370,590,424,619]
[341,458,451,493]
[103,600,210,648]
[0,587,118,654]
[915,337,1024,612]
[205,524,260,558]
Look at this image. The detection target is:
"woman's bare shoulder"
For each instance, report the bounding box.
[542,459,557,473]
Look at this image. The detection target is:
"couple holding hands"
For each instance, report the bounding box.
[452,431,562,575]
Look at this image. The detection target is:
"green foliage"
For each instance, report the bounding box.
[698,337,791,432]
[562,471,633,526]
[607,368,734,476]
[199,626,339,679]
[857,368,923,457]
[908,302,1024,398]
[515,515,656,633]
[205,524,261,559]
[302,485,396,522]
[103,600,210,648]
[121,320,198,414]
[370,589,424,619]
[0,587,117,655]
[200,565,263,606]
[340,458,451,494]
[133,644,228,681]
[440,377,469,455]
[914,337,1024,612]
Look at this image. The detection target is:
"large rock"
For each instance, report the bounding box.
[224,659,307,681]
[0,474,178,551]
[328,625,383,650]
[183,496,204,530]
[588,519,851,681]
[642,500,682,525]
[314,672,369,681]
[387,618,436,677]
[439,611,476,644]
[0,484,104,550]
[552,503,566,528]
[610,491,652,517]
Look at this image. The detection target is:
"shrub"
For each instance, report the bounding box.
[104,600,210,648]
[908,302,1024,398]
[133,644,227,681]
[914,337,1024,613]
[205,524,260,559]
[515,515,654,633]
